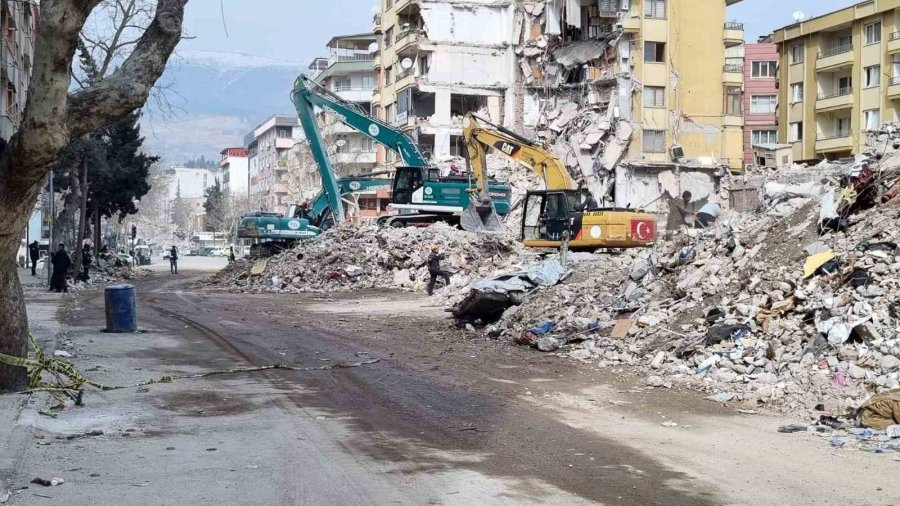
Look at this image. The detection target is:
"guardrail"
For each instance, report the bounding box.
[817,87,853,100]
[817,44,852,59]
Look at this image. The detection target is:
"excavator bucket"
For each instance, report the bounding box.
[461,198,503,233]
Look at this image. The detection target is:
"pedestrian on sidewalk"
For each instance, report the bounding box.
[169,245,178,274]
[81,242,93,281]
[28,240,39,276]
[426,244,451,296]
[50,243,71,293]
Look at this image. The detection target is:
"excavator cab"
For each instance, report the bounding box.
[522,191,578,243]
[391,166,424,206]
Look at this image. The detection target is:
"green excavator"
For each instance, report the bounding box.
[239,75,513,256]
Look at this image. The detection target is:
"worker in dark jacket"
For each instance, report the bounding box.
[426,244,451,296]
[81,243,93,281]
[50,243,71,293]
[169,246,178,274]
[28,241,39,276]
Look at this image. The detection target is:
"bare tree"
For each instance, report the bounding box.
[0,0,188,391]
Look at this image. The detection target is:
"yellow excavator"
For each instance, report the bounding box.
[462,113,656,250]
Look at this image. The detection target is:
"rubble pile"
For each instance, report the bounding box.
[491,151,900,413]
[210,221,525,294]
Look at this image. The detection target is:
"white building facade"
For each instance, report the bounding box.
[310,33,379,176]
[245,115,302,214]
[220,147,249,194]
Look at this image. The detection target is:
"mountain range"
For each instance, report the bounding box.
[141,50,309,164]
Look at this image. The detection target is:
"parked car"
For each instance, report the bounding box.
[198,247,215,257]
[189,247,200,256]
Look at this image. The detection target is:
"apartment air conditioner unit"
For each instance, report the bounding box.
[670,145,685,162]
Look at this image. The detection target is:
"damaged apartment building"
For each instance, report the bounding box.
[516,0,746,215]
[373,0,746,222]
[373,0,520,162]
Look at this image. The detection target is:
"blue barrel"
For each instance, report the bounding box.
[105,284,137,333]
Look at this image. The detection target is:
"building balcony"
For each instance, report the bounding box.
[275,137,296,150]
[372,89,382,104]
[620,13,641,34]
[889,32,900,54]
[816,131,852,152]
[395,29,427,56]
[816,44,853,71]
[723,114,743,127]
[723,64,743,84]
[394,69,417,92]
[333,151,377,165]
[816,87,853,111]
[373,53,381,68]
[889,77,900,99]
[373,13,382,34]
[271,183,289,195]
[334,88,376,103]
[393,0,418,15]
[723,22,744,48]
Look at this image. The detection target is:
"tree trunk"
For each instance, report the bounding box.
[93,203,101,253]
[72,158,89,279]
[0,0,188,391]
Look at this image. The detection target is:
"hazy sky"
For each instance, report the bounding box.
[179,1,857,61]
[728,0,852,41]
[180,0,378,62]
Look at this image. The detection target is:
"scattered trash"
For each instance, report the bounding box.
[52,350,73,358]
[661,421,678,428]
[30,478,64,487]
[778,424,808,434]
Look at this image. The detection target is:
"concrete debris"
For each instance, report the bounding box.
[211,221,524,295]
[486,145,900,415]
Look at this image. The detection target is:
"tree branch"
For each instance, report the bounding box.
[67,0,187,139]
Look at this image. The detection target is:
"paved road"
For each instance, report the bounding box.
[126,270,720,505]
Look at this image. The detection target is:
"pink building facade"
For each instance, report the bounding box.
[743,43,779,166]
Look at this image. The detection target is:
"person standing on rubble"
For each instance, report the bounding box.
[665,191,692,238]
[81,242,93,281]
[169,245,179,274]
[426,244,451,296]
[227,246,236,264]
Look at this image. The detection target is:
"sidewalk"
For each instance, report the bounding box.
[0,272,295,505]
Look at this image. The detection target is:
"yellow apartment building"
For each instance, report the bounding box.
[774,0,900,161]
[620,0,745,171]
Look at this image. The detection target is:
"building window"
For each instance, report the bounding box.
[790,43,804,64]
[751,61,777,78]
[863,109,881,131]
[384,27,394,48]
[385,0,393,10]
[750,95,777,114]
[790,122,803,142]
[385,65,393,85]
[334,78,352,92]
[642,129,666,153]
[643,0,665,18]
[838,75,853,93]
[893,54,900,81]
[644,42,665,63]
[790,83,804,103]
[361,75,375,90]
[725,86,741,115]
[751,130,777,145]
[362,137,375,152]
[837,117,851,136]
[643,86,665,107]
[865,22,882,44]
[864,65,881,87]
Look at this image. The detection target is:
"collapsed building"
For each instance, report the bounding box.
[371,0,746,229]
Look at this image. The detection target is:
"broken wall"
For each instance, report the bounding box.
[421,2,515,45]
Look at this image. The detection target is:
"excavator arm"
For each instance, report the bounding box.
[462,113,576,191]
[293,75,428,168]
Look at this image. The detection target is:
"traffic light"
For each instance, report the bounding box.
[131,225,137,240]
